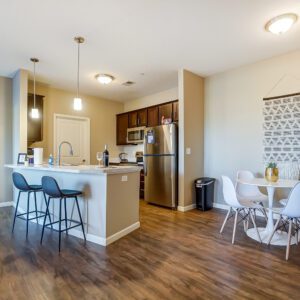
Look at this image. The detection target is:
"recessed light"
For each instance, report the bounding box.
[95,74,115,84]
[265,13,298,35]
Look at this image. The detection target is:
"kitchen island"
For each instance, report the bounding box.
[5,164,141,246]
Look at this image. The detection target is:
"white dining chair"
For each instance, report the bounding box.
[236,170,268,220]
[267,182,300,260]
[220,176,262,244]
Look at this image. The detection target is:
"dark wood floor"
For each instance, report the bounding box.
[0,202,300,300]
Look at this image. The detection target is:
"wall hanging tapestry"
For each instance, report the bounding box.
[263,92,300,164]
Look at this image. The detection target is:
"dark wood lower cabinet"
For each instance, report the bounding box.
[140,169,144,199]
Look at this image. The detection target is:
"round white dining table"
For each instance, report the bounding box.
[237,178,299,246]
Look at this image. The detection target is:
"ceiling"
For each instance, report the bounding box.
[0,0,300,102]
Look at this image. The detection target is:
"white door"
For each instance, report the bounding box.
[54,114,90,165]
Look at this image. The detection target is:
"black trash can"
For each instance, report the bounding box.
[195,177,215,211]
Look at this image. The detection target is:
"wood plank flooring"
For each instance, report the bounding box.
[0,201,300,300]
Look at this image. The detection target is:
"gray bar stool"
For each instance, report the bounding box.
[12,172,50,237]
[41,176,86,252]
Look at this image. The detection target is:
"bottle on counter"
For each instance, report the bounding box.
[24,156,29,167]
[48,154,54,165]
[103,144,109,167]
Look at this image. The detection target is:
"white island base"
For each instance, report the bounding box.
[6,164,141,246]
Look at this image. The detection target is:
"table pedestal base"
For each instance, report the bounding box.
[246,227,297,246]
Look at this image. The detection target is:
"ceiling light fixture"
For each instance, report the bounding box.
[30,58,39,119]
[73,36,85,111]
[265,13,298,35]
[95,74,115,85]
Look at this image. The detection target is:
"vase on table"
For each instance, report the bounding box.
[265,162,279,182]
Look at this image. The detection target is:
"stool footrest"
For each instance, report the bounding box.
[44,219,82,233]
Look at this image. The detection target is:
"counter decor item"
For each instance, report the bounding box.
[33,148,43,165]
[103,145,109,167]
[265,162,279,182]
[17,153,27,164]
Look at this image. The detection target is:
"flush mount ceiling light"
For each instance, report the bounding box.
[95,74,115,84]
[265,13,298,35]
[73,36,85,111]
[30,58,39,119]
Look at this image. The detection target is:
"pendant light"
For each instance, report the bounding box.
[73,36,85,111]
[30,58,39,119]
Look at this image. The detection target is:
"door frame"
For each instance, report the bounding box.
[53,113,91,164]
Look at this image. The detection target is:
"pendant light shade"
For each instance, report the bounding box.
[30,58,39,119]
[73,36,84,111]
[73,97,82,111]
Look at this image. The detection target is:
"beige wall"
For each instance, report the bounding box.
[28,82,124,163]
[204,50,300,204]
[124,87,178,112]
[178,70,204,208]
[13,70,28,163]
[0,76,13,203]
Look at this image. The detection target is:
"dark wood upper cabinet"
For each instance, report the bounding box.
[137,109,147,126]
[116,113,128,145]
[158,102,173,124]
[172,101,179,122]
[128,109,147,127]
[147,106,159,127]
[116,101,178,145]
[128,111,138,128]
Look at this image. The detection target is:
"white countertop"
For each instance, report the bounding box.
[5,164,141,175]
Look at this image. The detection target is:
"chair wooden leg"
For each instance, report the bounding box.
[267,216,281,245]
[220,208,231,234]
[286,219,293,260]
[12,191,21,233]
[249,209,262,243]
[232,209,238,244]
[294,219,298,246]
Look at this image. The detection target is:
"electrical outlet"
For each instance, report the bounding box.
[121,175,128,182]
[186,148,191,155]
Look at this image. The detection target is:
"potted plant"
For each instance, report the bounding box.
[265,162,279,182]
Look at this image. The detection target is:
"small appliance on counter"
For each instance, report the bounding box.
[119,152,128,163]
[136,151,144,166]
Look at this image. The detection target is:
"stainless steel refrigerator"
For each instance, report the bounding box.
[143,124,177,208]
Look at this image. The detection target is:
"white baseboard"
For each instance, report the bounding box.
[12,205,140,247]
[177,203,196,212]
[213,202,228,210]
[0,201,14,208]
[105,221,140,246]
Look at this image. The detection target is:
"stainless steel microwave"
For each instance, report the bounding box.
[127,127,145,144]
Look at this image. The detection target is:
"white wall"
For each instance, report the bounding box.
[12,69,28,163]
[0,76,13,204]
[124,87,178,112]
[204,50,300,204]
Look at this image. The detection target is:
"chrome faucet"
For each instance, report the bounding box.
[57,141,74,165]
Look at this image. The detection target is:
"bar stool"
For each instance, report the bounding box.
[12,172,50,237]
[41,176,86,251]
